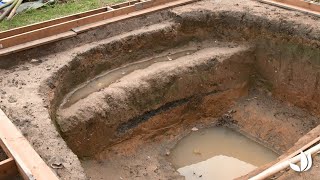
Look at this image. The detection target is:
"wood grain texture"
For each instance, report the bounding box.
[0,109,58,180]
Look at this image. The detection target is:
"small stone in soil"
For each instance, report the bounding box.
[8,96,17,103]
[30,59,42,64]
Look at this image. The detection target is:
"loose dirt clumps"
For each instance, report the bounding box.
[0,0,319,179]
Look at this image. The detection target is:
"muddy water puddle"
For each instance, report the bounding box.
[62,49,197,108]
[169,127,278,180]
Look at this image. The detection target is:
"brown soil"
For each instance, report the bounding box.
[0,0,319,180]
[80,89,319,180]
[0,148,7,162]
[56,43,253,157]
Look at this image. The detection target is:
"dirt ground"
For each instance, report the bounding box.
[0,148,7,162]
[0,0,319,179]
[79,87,320,180]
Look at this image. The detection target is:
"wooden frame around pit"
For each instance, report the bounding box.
[257,0,320,17]
[0,109,58,180]
[0,0,197,56]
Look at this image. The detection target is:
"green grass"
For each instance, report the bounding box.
[0,0,125,31]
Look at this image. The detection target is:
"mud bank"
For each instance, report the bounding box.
[56,43,253,157]
[53,3,320,179]
[0,0,319,179]
[50,2,320,179]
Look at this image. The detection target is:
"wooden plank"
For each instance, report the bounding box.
[0,0,177,49]
[0,109,58,180]
[0,0,141,39]
[73,0,197,33]
[257,0,320,17]
[0,0,196,55]
[0,158,18,179]
[277,136,320,164]
[0,4,139,48]
[0,7,108,39]
[111,0,141,9]
[0,31,76,56]
[273,0,320,12]
[112,5,137,16]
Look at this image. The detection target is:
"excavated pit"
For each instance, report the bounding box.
[49,10,320,179]
[169,126,279,179]
[0,1,319,179]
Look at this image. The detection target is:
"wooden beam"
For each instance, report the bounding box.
[276,135,320,164]
[273,0,320,12]
[257,0,320,17]
[73,0,195,33]
[0,0,197,56]
[0,7,108,39]
[0,0,185,49]
[0,2,141,48]
[0,158,18,179]
[111,0,141,8]
[0,31,76,56]
[0,109,58,180]
[0,0,141,40]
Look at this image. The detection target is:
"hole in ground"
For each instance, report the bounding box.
[169,127,279,180]
[46,11,320,180]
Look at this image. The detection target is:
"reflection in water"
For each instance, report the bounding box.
[169,127,278,180]
[178,155,256,180]
[62,49,197,108]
